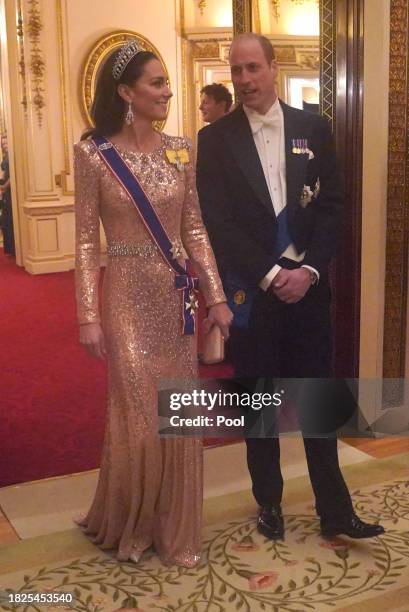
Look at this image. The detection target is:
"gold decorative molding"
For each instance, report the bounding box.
[271,0,280,21]
[81,30,170,130]
[320,0,336,126]
[233,0,252,34]
[181,34,232,141]
[275,46,297,63]
[198,0,206,14]
[274,45,319,68]
[16,0,28,113]
[55,0,73,195]
[252,0,261,33]
[179,0,185,35]
[191,41,220,58]
[383,0,409,378]
[298,51,319,70]
[26,0,46,127]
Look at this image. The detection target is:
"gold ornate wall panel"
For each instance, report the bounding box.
[233,0,252,33]
[13,0,58,200]
[274,41,319,104]
[252,0,261,31]
[320,0,336,125]
[26,0,46,127]
[383,0,409,378]
[182,33,232,140]
[16,1,28,114]
[55,0,74,195]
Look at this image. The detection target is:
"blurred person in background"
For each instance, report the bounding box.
[199,83,233,124]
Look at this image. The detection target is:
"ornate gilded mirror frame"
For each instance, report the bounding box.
[232,1,335,118]
[81,30,170,130]
[233,0,363,377]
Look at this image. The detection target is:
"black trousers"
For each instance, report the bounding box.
[227,279,354,521]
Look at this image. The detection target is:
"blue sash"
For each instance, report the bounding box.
[93,136,198,335]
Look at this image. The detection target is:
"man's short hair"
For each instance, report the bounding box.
[200,83,233,112]
[230,33,275,65]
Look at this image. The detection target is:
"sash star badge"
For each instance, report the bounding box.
[300,185,314,208]
[170,240,183,259]
[165,148,189,171]
[313,178,320,198]
[185,291,198,315]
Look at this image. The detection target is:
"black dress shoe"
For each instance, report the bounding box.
[321,513,385,539]
[257,505,284,540]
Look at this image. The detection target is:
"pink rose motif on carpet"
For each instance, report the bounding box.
[319,536,351,551]
[113,607,145,611]
[232,535,260,552]
[248,571,279,591]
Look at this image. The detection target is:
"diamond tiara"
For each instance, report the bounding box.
[112,40,143,80]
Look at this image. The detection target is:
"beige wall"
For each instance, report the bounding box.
[360,0,390,379]
[183,0,233,29]
[256,0,319,37]
[4,0,183,273]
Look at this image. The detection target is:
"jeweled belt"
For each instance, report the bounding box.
[107,240,186,258]
[107,242,158,257]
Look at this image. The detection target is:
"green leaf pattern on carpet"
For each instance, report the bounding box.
[1,479,409,612]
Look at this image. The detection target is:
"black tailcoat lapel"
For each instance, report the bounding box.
[281,101,310,220]
[223,106,275,219]
[223,103,311,222]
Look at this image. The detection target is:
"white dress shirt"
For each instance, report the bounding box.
[243,99,319,290]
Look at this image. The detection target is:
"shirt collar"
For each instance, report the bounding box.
[243,97,281,122]
[243,98,283,135]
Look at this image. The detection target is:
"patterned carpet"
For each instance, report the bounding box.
[0,454,408,612]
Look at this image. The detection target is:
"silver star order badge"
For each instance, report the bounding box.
[185,291,198,315]
[170,240,183,259]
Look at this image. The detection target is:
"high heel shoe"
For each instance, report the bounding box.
[129,549,142,563]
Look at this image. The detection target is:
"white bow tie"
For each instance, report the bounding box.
[248,110,281,134]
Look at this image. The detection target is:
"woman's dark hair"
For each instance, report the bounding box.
[81,46,158,140]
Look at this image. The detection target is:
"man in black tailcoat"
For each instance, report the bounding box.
[196,33,384,540]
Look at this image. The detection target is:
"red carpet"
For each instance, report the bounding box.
[0,250,233,487]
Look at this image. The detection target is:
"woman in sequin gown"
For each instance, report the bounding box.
[74,44,231,567]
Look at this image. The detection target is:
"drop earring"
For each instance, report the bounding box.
[125,102,134,125]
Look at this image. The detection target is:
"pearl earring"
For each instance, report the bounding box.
[125,102,134,125]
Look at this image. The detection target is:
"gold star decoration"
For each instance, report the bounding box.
[185,291,198,315]
[170,240,183,259]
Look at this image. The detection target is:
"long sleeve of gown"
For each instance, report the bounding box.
[181,141,226,307]
[74,142,101,325]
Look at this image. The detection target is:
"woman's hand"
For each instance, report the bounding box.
[203,302,233,340]
[79,322,106,359]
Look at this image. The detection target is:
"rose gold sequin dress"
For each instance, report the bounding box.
[74,134,225,566]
